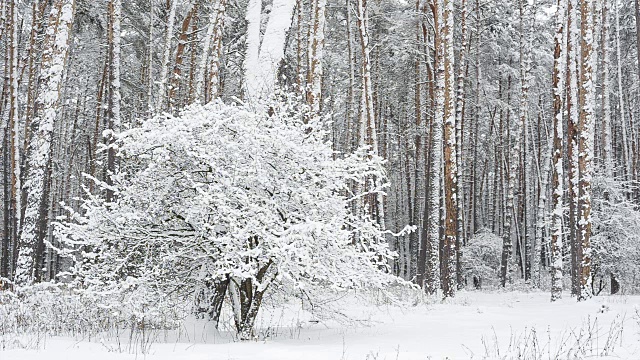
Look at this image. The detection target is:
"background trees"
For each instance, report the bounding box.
[1,0,640,303]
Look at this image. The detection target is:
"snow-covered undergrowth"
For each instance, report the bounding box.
[3,291,640,359]
[0,283,185,352]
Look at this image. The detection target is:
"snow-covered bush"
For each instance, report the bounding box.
[56,96,402,339]
[463,228,502,289]
[591,173,640,294]
[0,282,183,351]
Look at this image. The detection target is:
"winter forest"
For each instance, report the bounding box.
[2,0,640,358]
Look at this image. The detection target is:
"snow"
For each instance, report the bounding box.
[4,291,640,359]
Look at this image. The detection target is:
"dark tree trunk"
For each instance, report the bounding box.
[611,274,620,295]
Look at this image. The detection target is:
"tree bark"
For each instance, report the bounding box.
[550,0,566,302]
[15,0,76,286]
[441,0,458,298]
[577,0,595,302]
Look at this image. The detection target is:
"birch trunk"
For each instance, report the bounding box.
[550,0,566,302]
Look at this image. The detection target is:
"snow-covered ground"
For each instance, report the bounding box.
[4,291,640,360]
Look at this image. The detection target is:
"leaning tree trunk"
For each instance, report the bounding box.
[168,2,199,110]
[15,0,76,286]
[195,276,229,328]
[518,0,531,282]
[614,0,631,178]
[7,0,21,282]
[195,0,227,102]
[229,260,273,340]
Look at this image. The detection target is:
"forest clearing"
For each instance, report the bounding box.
[4,291,640,359]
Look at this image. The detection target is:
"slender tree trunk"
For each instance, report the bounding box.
[501,66,517,287]
[15,0,76,286]
[518,0,531,282]
[614,0,631,178]
[106,0,122,203]
[577,0,595,302]
[441,0,458,298]
[168,2,199,110]
[425,0,443,295]
[567,0,580,296]
[208,0,226,101]
[454,0,467,289]
[7,0,21,282]
[306,0,327,115]
[635,0,640,110]
[157,0,178,112]
[356,0,385,227]
[147,5,155,115]
[345,0,356,152]
[550,0,566,302]
[602,0,613,176]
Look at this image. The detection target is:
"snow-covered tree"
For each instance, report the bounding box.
[550,0,566,302]
[591,174,640,294]
[577,0,595,302]
[463,229,502,289]
[56,96,402,340]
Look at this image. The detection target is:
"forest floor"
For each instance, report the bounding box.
[4,290,640,360]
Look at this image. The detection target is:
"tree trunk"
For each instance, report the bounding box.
[602,0,613,176]
[441,0,458,298]
[168,2,199,110]
[454,0,468,290]
[577,0,595,302]
[306,0,327,115]
[15,0,76,286]
[425,0,443,295]
[157,0,178,112]
[550,0,566,302]
[567,0,580,296]
[106,0,122,203]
